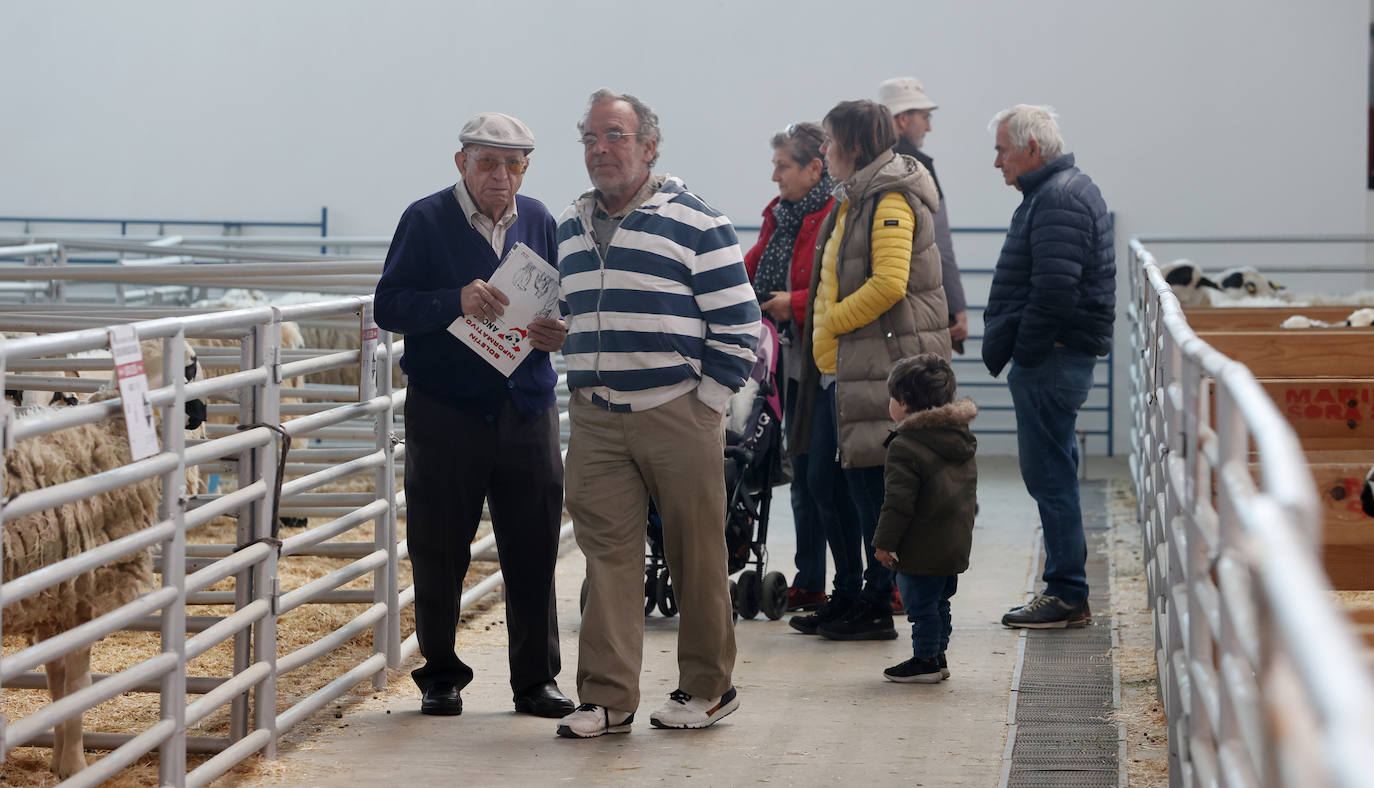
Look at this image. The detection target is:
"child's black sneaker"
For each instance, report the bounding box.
[788,596,853,634]
[883,657,943,684]
[938,652,950,679]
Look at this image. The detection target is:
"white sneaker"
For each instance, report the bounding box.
[555,704,634,739]
[648,687,739,729]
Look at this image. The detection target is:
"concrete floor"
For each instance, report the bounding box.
[233,455,1130,788]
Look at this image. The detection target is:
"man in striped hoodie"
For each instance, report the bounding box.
[554,89,761,739]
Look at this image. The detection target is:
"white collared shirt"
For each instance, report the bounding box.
[453,181,519,255]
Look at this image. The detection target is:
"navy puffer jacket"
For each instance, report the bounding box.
[981,154,1115,377]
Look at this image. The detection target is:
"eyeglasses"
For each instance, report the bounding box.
[580,131,641,147]
[784,123,822,141]
[472,157,529,175]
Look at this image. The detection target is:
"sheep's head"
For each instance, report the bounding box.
[1346,308,1374,328]
[1217,267,1285,298]
[1160,260,1220,306]
[132,340,205,430]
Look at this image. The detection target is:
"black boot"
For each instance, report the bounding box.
[817,599,898,641]
[788,595,854,634]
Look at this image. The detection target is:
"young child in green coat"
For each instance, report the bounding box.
[872,353,978,683]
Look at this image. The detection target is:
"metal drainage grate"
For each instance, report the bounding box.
[1005,480,1119,788]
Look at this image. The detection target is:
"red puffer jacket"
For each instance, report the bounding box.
[743,195,834,326]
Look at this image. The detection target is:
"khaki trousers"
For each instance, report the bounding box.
[566,393,736,711]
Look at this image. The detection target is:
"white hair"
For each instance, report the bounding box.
[989,104,1065,160]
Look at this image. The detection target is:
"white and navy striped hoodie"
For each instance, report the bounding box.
[557,176,761,413]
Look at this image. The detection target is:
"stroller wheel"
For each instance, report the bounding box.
[580,577,590,615]
[644,567,659,616]
[735,570,761,620]
[760,571,789,620]
[656,571,678,617]
[729,580,739,623]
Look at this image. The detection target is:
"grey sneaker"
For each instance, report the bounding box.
[556,704,634,739]
[648,687,739,729]
[1001,595,1091,629]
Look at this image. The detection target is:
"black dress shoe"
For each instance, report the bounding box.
[513,681,576,718]
[420,683,463,716]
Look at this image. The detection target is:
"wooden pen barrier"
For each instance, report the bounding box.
[1189,306,1374,617]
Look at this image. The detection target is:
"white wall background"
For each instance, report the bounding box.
[2,0,1369,451]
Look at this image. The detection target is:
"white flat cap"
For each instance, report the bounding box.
[878,77,938,114]
[459,112,535,150]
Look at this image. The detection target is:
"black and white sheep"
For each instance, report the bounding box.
[1160,260,1221,307]
[2,341,202,778]
[1212,266,1286,301]
[1363,466,1374,518]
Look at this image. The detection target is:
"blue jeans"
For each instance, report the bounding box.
[1007,346,1095,607]
[843,464,893,607]
[807,383,862,599]
[784,379,826,592]
[895,573,957,659]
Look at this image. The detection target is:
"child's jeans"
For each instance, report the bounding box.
[895,573,958,659]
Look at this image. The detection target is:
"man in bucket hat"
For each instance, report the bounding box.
[374,112,575,719]
[879,76,969,355]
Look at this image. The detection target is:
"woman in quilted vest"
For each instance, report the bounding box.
[786,99,951,641]
[743,122,836,613]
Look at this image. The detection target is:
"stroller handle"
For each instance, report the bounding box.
[724,446,754,466]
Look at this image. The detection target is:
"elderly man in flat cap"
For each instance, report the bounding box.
[375,112,574,718]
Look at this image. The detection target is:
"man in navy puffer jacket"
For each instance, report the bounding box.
[983,104,1114,629]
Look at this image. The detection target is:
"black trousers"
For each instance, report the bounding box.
[404,385,564,696]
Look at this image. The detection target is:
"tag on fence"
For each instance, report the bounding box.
[360,301,378,400]
[108,325,160,460]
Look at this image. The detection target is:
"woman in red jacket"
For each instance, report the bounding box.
[743,122,836,613]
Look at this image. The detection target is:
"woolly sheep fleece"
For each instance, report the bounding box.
[2,394,167,640]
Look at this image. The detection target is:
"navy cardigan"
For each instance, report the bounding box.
[374,187,559,421]
[981,154,1115,377]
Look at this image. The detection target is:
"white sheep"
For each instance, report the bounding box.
[1346,308,1374,327]
[1210,266,1287,302]
[2,340,202,778]
[192,321,306,404]
[3,332,82,408]
[196,289,402,389]
[1160,260,1221,307]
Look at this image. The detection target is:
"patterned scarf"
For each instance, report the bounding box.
[753,175,836,304]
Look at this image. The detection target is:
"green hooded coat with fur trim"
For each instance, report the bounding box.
[872,398,978,576]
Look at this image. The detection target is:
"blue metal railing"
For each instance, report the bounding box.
[0,207,330,257]
[0,207,327,237]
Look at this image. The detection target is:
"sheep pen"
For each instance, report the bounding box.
[1,363,506,782]
[2,337,204,779]
[0,293,536,784]
[3,507,512,786]
[0,320,424,784]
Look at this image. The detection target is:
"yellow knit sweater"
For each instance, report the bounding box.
[812,192,915,374]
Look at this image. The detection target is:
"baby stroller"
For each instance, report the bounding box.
[641,318,790,620]
[577,320,789,620]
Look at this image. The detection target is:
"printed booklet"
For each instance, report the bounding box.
[447,242,560,377]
